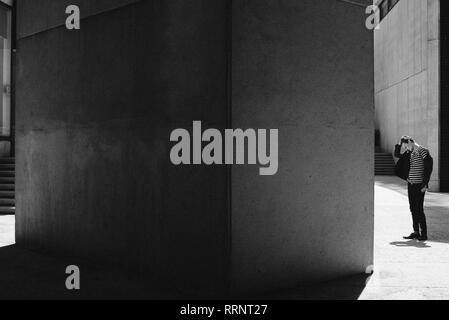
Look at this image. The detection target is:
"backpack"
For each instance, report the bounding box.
[395,151,410,181]
[423,149,434,185]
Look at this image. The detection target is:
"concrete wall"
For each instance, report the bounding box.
[15,0,230,297]
[374,0,440,190]
[15,0,375,298]
[231,0,374,296]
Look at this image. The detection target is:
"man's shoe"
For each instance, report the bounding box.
[403,233,420,240]
[418,235,428,241]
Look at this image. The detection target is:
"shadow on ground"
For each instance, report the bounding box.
[390,240,431,248]
[0,243,371,300]
[0,245,177,300]
[253,274,372,300]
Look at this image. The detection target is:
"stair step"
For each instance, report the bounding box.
[0,199,15,206]
[0,171,14,177]
[0,191,15,198]
[0,164,14,170]
[0,177,14,184]
[0,158,15,164]
[375,151,395,176]
[0,206,15,215]
[0,157,15,211]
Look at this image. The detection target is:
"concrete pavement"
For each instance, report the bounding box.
[0,214,14,248]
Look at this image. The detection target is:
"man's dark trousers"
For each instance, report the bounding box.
[407,183,427,236]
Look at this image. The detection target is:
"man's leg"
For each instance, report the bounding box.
[416,188,428,239]
[404,183,420,239]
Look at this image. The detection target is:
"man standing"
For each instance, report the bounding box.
[394,136,433,241]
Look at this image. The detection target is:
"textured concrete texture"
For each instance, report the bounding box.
[230,0,374,296]
[16,0,230,297]
[374,0,440,190]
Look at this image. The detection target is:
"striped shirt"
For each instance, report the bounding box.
[408,146,429,184]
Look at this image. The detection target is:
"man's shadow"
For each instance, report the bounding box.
[390,240,431,248]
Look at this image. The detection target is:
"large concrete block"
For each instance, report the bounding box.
[16,0,230,297]
[231,0,374,296]
[15,0,376,297]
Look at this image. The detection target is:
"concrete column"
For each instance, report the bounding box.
[231,0,374,296]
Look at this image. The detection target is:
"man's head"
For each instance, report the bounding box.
[401,135,416,151]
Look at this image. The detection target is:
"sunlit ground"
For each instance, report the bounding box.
[0,214,15,248]
[359,177,449,300]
